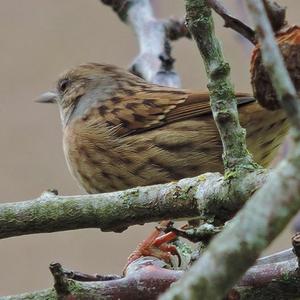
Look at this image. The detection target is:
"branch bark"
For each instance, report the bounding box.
[0,171,266,239]
[235,256,300,300]
[4,250,300,300]
[101,0,188,88]
[185,0,257,171]
[207,0,256,44]
[206,0,286,43]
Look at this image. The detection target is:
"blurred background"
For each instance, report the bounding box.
[0,0,299,296]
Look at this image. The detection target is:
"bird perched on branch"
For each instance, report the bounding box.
[37,63,289,268]
[38,63,288,194]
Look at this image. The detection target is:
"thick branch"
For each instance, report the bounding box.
[0,171,266,239]
[235,256,300,299]
[3,257,183,300]
[185,0,257,171]
[4,250,300,299]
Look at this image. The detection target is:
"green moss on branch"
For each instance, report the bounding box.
[0,171,266,240]
[185,0,258,172]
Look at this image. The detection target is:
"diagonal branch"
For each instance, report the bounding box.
[206,0,286,44]
[207,0,256,44]
[160,0,300,299]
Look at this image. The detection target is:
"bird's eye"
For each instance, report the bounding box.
[58,78,70,93]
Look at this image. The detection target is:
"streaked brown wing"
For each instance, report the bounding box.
[90,85,255,136]
[165,92,254,124]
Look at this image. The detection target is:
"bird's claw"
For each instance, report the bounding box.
[124,221,180,272]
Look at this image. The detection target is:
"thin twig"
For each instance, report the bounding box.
[49,262,71,298]
[207,0,256,44]
[163,222,223,243]
[63,268,121,282]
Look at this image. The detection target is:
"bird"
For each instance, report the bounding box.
[37,63,289,268]
[37,63,289,195]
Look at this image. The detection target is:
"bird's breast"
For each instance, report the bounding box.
[62,105,289,194]
[62,117,224,193]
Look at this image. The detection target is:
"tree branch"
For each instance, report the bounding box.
[49,262,71,298]
[101,0,186,87]
[3,257,183,300]
[234,256,300,299]
[255,248,294,265]
[160,140,300,300]
[159,0,300,299]
[4,250,300,299]
[206,0,286,44]
[0,171,266,239]
[185,0,258,172]
[207,0,256,44]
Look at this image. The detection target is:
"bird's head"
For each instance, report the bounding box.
[37,63,142,126]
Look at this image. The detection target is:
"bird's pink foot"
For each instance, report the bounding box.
[124,221,178,271]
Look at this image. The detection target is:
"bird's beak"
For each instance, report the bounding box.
[35,91,58,103]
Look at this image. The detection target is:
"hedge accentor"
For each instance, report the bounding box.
[37,63,289,194]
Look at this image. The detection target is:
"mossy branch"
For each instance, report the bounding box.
[185,0,257,172]
[0,171,265,240]
[4,251,300,300]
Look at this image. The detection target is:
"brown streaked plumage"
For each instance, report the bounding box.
[38,63,289,193]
